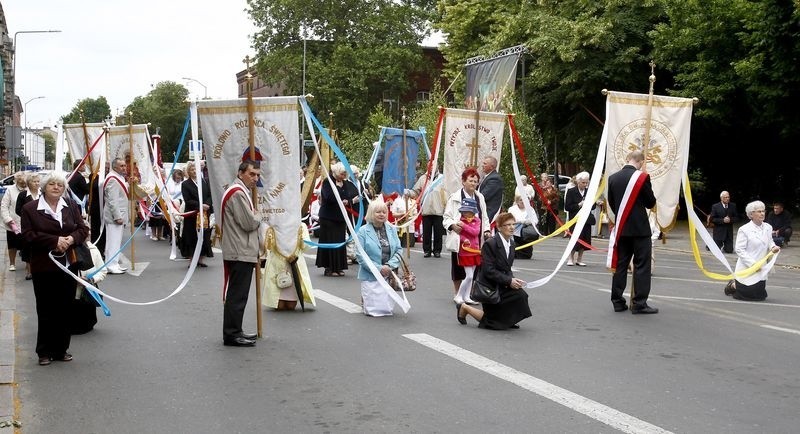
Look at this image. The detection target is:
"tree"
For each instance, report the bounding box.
[43,133,55,164]
[124,81,190,162]
[61,96,111,124]
[247,0,436,132]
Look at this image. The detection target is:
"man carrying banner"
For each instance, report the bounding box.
[221,160,262,347]
[104,158,131,274]
[607,150,658,314]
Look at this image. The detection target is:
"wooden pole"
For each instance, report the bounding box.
[80,110,97,227]
[401,107,410,260]
[128,113,136,271]
[243,55,264,338]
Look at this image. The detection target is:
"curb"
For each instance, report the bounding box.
[0,233,16,425]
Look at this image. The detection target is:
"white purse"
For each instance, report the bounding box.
[276,268,294,289]
[445,230,460,252]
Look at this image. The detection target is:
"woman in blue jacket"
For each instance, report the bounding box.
[356,200,402,316]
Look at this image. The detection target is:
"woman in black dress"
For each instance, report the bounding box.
[563,171,597,266]
[458,212,532,330]
[315,162,360,276]
[180,164,213,266]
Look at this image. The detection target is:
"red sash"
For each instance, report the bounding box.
[606,170,649,270]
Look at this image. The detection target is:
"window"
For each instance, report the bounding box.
[416,91,430,104]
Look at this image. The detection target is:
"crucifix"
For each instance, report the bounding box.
[466,137,480,168]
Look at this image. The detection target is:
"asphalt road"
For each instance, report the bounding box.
[13,235,800,433]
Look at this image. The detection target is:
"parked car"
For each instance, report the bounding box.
[0,170,52,198]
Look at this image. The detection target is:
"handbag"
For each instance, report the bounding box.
[470,278,500,304]
[445,230,460,252]
[587,213,597,226]
[397,255,416,291]
[276,267,294,289]
[68,243,94,271]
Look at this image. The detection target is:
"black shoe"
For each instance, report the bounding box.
[224,337,256,347]
[613,304,628,312]
[456,303,467,325]
[509,324,520,329]
[724,280,736,296]
[433,252,441,258]
[631,305,658,314]
[423,252,431,258]
[241,332,258,340]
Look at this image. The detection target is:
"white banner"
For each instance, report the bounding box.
[63,122,106,173]
[106,124,156,196]
[443,108,506,195]
[198,97,302,256]
[604,91,693,229]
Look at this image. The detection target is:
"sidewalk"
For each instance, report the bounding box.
[0,231,18,428]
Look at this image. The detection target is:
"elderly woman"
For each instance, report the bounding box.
[180,163,213,266]
[20,172,89,365]
[564,171,599,266]
[442,167,489,303]
[458,212,532,329]
[316,162,360,276]
[724,200,781,301]
[538,172,560,235]
[1,172,27,271]
[508,194,539,259]
[356,200,402,316]
[16,172,42,280]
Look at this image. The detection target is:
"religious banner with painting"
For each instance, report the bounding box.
[63,122,106,173]
[603,91,693,229]
[106,124,156,197]
[381,127,422,196]
[197,97,301,256]
[442,108,505,195]
[464,45,524,112]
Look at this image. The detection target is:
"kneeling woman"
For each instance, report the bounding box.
[458,212,532,329]
[724,200,780,301]
[356,200,402,316]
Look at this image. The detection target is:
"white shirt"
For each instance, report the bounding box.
[37,195,68,227]
[499,234,511,258]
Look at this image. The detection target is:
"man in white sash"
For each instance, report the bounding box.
[607,150,657,314]
[103,158,130,274]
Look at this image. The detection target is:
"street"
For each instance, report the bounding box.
[12,234,800,433]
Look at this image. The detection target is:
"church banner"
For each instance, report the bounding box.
[197,97,301,257]
[464,46,523,111]
[603,91,694,229]
[106,124,156,196]
[381,127,421,196]
[64,122,106,173]
[442,108,505,195]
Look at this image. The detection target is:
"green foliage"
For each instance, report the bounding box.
[247,0,435,131]
[43,133,55,163]
[123,81,190,162]
[339,103,394,169]
[61,96,111,124]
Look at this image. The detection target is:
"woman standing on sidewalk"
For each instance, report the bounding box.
[20,172,89,366]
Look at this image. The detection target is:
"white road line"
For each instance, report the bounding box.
[594,288,800,309]
[313,289,362,314]
[760,325,800,335]
[404,333,673,434]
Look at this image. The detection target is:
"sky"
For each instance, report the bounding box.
[5,0,257,128]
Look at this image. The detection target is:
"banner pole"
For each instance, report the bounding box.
[401,107,410,260]
[80,110,98,225]
[632,61,656,306]
[243,56,264,338]
[128,114,136,271]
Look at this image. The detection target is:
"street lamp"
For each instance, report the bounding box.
[182,77,208,99]
[21,96,45,172]
[12,30,62,86]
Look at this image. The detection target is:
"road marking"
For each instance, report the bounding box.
[404,333,673,434]
[313,289,362,314]
[760,325,800,335]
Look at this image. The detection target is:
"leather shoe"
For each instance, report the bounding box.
[433,252,441,258]
[241,332,258,340]
[107,267,125,275]
[631,305,659,314]
[223,337,256,347]
[613,304,628,312]
[423,252,431,258]
[456,303,467,325]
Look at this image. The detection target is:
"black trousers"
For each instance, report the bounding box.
[714,224,734,253]
[421,215,444,254]
[611,236,652,308]
[32,270,75,358]
[223,260,255,340]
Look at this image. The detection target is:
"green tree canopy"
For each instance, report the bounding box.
[124,81,190,162]
[61,96,112,124]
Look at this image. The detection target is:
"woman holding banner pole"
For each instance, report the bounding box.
[316,162,358,277]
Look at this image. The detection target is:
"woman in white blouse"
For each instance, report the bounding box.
[725,200,781,300]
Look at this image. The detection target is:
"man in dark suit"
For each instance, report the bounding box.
[710,191,737,253]
[478,156,504,225]
[607,150,658,314]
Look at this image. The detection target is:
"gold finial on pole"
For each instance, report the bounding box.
[243,54,264,338]
[641,60,656,175]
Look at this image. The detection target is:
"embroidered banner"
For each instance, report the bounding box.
[442,108,505,196]
[106,124,156,196]
[63,122,106,173]
[381,127,422,196]
[197,97,301,256]
[603,91,693,230]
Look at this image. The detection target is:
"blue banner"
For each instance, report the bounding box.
[382,128,421,195]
